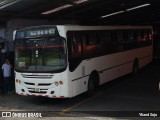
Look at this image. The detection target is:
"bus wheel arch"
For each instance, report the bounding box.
[132,58,139,76]
[86,70,100,97]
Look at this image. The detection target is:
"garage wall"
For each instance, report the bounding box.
[0,27,5,38]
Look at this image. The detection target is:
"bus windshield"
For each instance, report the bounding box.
[14,37,67,73]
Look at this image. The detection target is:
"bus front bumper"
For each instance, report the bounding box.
[15,83,67,98]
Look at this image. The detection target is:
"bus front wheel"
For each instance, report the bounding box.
[87,75,96,97]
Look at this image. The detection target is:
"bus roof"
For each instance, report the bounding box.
[16,25,152,31]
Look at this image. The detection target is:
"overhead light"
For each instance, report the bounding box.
[101,3,151,18]
[0,0,21,9]
[74,0,88,4]
[101,11,125,18]
[126,3,151,11]
[42,0,88,15]
[42,4,73,15]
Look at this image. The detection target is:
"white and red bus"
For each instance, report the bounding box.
[14,25,152,98]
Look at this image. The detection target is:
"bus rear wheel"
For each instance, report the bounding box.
[132,60,139,76]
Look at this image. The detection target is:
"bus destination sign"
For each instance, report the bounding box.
[28,28,56,37]
[15,27,57,39]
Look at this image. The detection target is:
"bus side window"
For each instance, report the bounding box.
[87,31,97,45]
[143,31,152,46]
[67,31,82,72]
[127,30,137,49]
[67,31,82,58]
[99,31,113,54]
[116,31,124,52]
[137,31,145,47]
[72,38,78,57]
[72,33,82,58]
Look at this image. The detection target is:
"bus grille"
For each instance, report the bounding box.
[24,82,52,86]
[21,74,53,79]
[24,82,34,86]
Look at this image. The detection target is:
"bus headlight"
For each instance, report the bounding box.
[55,82,59,86]
[55,81,63,86]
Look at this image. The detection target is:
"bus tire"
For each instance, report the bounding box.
[132,59,139,76]
[87,76,96,97]
[86,72,99,97]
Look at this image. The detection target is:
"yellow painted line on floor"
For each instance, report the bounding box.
[61,91,102,113]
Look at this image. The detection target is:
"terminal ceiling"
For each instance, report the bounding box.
[0,0,160,25]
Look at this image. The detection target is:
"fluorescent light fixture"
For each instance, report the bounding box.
[101,11,124,18]
[0,0,21,9]
[42,4,73,15]
[126,3,150,11]
[74,0,88,4]
[101,3,151,18]
[42,0,88,15]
